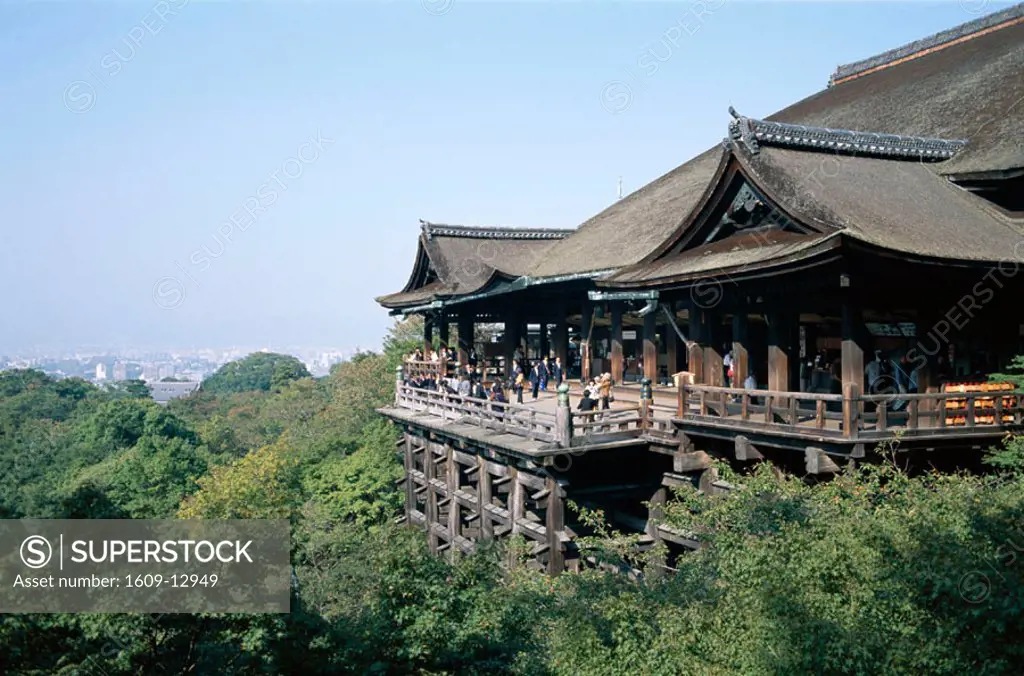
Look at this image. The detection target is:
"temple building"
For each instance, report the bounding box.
[377,7,1024,573]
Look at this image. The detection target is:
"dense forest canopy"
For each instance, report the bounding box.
[200,352,312,395]
[1,333,1023,674]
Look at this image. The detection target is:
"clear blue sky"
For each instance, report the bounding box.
[0,1,1011,353]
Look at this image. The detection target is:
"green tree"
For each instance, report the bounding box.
[302,420,403,530]
[202,352,311,395]
[178,438,300,519]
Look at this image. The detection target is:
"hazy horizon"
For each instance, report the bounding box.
[0,1,1004,355]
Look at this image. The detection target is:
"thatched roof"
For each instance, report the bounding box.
[378,6,1024,307]
[529,7,1024,279]
[375,222,572,309]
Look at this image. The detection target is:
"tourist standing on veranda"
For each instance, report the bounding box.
[540,357,551,391]
[552,357,564,387]
[598,373,613,410]
[514,368,526,404]
[528,361,540,400]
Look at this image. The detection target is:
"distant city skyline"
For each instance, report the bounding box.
[1,344,359,382]
[1,2,1008,353]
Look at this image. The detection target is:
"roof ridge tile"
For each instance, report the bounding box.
[419,220,574,240]
[830,2,1024,85]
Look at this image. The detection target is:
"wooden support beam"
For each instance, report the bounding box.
[643,309,658,384]
[403,435,416,522]
[646,485,667,540]
[767,309,793,394]
[438,319,450,352]
[446,444,460,561]
[732,312,749,388]
[610,303,624,385]
[687,303,705,384]
[666,319,680,382]
[580,300,593,382]
[424,437,439,554]
[545,476,565,575]
[553,309,569,382]
[423,315,435,354]
[841,295,866,406]
[673,450,712,472]
[457,312,473,369]
[503,309,521,378]
[735,435,764,462]
[702,310,724,388]
[806,447,841,475]
[698,466,719,494]
[509,468,525,535]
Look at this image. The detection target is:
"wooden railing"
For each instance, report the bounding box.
[571,405,646,435]
[396,384,560,443]
[678,383,1024,439]
[404,360,445,381]
[859,390,1023,434]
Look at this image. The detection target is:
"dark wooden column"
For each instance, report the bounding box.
[539,323,550,359]
[643,309,658,383]
[914,306,940,414]
[732,312,749,388]
[423,315,435,354]
[457,312,473,368]
[767,309,793,393]
[580,301,593,382]
[610,303,624,384]
[703,310,724,387]
[519,320,529,361]
[666,322,679,379]
[687,304,705,384]
[503,310,520,378]
[403,435,415,522]
[438,318,450,351]
[553,317,569,373]
[841,296,867,398]
[545,476,565,575]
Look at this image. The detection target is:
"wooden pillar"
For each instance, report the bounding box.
[509,468,525,535]
[841,298,866,400]
[914,307,941,417]
[687,304,705,384]
[545,476,565,575]
[555,383,572,447]
[580,301,593,382]
[610,303,624,384]
[539,323,550,359]
[438,319,450,351]
[767,309,793,393]
[643,309,658,383]
[457,313,473,368]
[732,312,749,388]
[703,311,724,387]
[553,317,569,376]
[503,310,520,378]
[423,315,435,354]
[666,306,680,379]
[477,457,493,539]
[446,444,460,561]
[403,435,416,521]
[519,320,529,362]
[425,441,439,554]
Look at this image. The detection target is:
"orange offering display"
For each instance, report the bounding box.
[941,382,1016,426]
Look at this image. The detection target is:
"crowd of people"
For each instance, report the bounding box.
[403,348,586,410]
